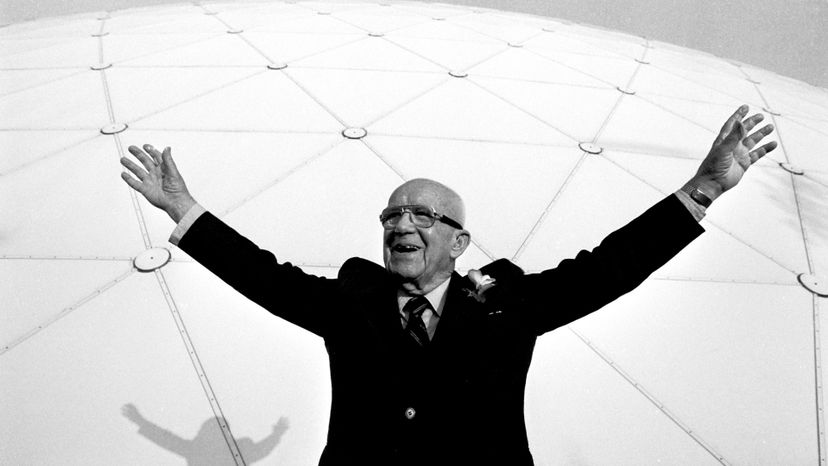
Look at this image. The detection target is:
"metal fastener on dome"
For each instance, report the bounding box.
[100,123,127,135]
[635,58,650,64]
[90,63,112,71]
[798,273,828,297]
[133,248,172,272]
[267,62,288,70]
[92,31,109,37]
[449,70,468,78]
[342,127,367,139]
[616,86,636,95]
[227,28,243,34]
[508,42,523,48]
[368,32,384,37]
[779,162,804,175]
[579,142,603,154]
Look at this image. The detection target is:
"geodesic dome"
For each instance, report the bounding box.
[2,1,827,464]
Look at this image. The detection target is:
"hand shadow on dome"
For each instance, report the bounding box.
[122,403,289,465]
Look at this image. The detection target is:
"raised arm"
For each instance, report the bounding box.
[119,144,338,336]
[524,105,777,334]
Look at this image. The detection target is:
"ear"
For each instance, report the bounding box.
[449,229,471,259]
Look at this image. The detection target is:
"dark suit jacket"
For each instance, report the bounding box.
[178,194,704,466]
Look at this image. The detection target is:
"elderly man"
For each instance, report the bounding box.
[121,106,775,465]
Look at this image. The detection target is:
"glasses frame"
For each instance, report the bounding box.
[379,204,463,230]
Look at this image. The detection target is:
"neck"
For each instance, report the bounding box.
[398,273,452,296]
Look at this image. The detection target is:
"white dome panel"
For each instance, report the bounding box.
[1,260,132,350]
[240,31,363,63]
[0,129,95,174]
[597,94,717,158]
[526,329,723,466]
[224,138,402,267]
[468,46,610,88]
[0,137,147,257]
[0,68,87,97]
[704,164,811,274]
[0,34,98,68]
[528,30,633,60]
[120,34,266,67]
[575,280,817,464]
[101,32,222,65]
[371,76,574,145]
[473,77,618,142]
[286,67,447,127]
[107,67,261,124]
[515,154,663,270]
[1,271,228,465]
[0,71,109,129]
[132,70,343,132]
[290,33,443,71]
[774,116,828,170]
[160,261,330,465]
[384,34,507,70]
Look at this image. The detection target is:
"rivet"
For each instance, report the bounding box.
[578,142,603,154]
[100,122,127,135]
[342,127,367,139]
[779,162,804,175]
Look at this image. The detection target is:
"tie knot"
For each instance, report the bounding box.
[403,296,430,318]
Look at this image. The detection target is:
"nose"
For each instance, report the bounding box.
[393,211,417,232]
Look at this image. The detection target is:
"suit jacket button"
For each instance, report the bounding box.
[405,407,416,420]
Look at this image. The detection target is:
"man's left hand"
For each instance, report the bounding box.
[686,105,778,201]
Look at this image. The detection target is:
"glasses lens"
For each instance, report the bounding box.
[380,208,401,228]
[409,206,436,227]
[380,205,437,229]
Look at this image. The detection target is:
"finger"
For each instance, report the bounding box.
[129,145,157,172]
[161,146,180,177]
[741,113,765,134]
[717,105,748,143]
[120,156,148,180]
[143,144,163,166]
[742,123,774,150]
[120,171,144,191]
[749,141,778,164]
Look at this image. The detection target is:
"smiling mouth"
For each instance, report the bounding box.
[392,244,421,253]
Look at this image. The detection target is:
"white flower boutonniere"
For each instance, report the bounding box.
[465,269,497,303]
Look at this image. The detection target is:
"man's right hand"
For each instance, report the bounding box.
[120,144,196,223]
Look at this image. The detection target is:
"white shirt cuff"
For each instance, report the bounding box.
[169,203,207,246]
[674,189,706,222]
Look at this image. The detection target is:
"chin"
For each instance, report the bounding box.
[386,261,423,281]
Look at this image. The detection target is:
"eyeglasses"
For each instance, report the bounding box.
[379,204,463,230]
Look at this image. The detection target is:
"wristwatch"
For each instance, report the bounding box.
[682,185,713,208]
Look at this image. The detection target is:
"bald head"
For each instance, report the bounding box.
[387,178,466,227]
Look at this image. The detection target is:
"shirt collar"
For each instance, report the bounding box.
[396,276,451,317]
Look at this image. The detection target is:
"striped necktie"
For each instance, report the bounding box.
[403,296,431,347]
